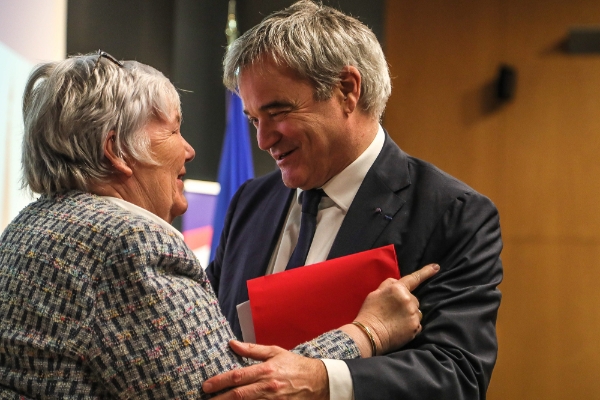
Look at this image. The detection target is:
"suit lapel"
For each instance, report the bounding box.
[328,133,411,259]
[248,180,295,278]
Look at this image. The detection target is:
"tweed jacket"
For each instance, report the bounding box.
[0,191,359,399]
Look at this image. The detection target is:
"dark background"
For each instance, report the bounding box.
[67,0,385,182]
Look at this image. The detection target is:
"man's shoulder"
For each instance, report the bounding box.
[404,155,498,216]
[380,139,494,207]
[243,169,285,189]
[234,169,290,203]
[408,155,474,191]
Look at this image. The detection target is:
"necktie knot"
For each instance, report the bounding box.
[300,189,326,216]
[286,188,326,270]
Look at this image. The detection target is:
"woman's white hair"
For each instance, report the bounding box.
[21,52,181,195]
[223,0,391,120]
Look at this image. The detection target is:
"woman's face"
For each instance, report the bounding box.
[131,110,195,223]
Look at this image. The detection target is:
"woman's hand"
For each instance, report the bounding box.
[341,263,440,357]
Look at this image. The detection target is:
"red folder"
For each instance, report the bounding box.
[247,244,400,350]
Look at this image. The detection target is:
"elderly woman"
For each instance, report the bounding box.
[0,52,435,399]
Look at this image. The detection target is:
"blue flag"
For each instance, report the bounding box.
[210,91,254,261]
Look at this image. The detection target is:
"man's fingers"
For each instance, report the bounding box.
[400,263,440,292]
[203,361,273,394]
[209,381,274,400]
[228,340,284,361]
[203,365,254,393]
[203,341,285,393]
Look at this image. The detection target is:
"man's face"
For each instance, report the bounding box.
[132,110,195,223]
[238,58,357,190]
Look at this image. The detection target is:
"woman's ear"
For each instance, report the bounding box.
[339,65,362,114]
[104,131,133,177]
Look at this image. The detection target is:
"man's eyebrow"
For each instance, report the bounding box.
[260,101,293,111]
[243,100,294,115]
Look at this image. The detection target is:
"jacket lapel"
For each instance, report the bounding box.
[328,133,411,259]
[248,180,295,278]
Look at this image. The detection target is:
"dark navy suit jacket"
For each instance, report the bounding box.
[207,133,503,400]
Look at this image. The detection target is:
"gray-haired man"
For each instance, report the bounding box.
[204,1,503,399]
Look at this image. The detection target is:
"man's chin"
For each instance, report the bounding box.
[280,171,305,190]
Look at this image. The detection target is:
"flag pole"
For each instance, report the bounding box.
[209,0,254,262]
[225,0,239,46]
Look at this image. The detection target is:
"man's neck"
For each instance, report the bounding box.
[343,114,380,171]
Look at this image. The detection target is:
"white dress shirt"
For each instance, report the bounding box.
[266,126,385,400]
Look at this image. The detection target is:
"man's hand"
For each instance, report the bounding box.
[202,340,329,400]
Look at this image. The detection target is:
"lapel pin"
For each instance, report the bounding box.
[374,208,393,220]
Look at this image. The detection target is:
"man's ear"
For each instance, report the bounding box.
[339,66,362,114]
[104,131,133,177]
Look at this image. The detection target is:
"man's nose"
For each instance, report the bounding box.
[256,120,279,152]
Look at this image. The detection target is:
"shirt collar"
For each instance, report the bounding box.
[102,196,184,240]
[296,125,385,213]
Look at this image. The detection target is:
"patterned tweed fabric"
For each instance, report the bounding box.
[0,191,359,399]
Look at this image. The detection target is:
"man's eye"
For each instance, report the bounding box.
[270,110,289,120]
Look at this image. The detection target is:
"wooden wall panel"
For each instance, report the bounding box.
[494,241,600,399]
[383,0,507,200]
[384,1,600,398]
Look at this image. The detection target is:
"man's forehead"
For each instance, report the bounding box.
[239,55,308,85]
[240,63,315,100]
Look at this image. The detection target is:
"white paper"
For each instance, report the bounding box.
[236,300,256,344]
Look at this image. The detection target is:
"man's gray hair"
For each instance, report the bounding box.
[22,53,180,195]
[223,0,391,120]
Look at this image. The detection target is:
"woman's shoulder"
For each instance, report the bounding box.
[10,191,184,255]
[36,191,167,236]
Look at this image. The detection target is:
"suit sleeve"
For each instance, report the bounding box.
[346,191,503,400]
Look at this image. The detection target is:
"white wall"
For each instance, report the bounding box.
[0,0,67,232]
[0,0,66,63]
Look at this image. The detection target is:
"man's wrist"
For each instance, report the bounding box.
[313,358,331,400]
[321,359,355,400]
